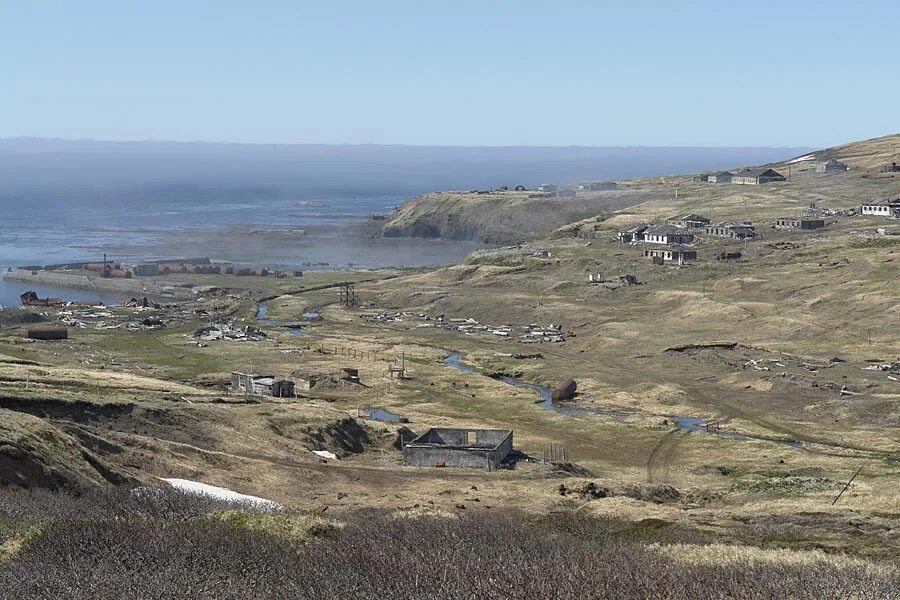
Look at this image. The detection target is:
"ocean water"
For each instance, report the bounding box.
[0,193,481,306]
[0,140,810,307]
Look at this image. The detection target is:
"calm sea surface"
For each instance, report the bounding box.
[0,193,480,306]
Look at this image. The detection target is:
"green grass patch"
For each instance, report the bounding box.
[848,237,900,249]
[212,510,342,543]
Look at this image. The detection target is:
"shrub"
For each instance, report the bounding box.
[0,488,896,599]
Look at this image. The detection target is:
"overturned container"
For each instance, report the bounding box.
[27,327,68,341]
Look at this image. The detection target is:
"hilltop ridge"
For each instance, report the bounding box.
[380,133,900,244]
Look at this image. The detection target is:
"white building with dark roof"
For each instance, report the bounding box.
[642,224,694,245]
[860,197,900,218]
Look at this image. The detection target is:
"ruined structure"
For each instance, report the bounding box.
[402,428,513,468]
[231,372,295,397]
[817,159,848,173]
[775,218,825,230]
[666,213,710,230]
[644,247,697,264]
[642,224,694,245]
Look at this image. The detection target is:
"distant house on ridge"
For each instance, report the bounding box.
[731,168,786,185]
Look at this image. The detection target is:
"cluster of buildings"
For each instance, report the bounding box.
[693,168,787,185]
[617,213,759,265]
[532,182,617,198]
[693,160,853,185]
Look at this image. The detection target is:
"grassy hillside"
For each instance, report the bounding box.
[1,133,898,574]
[381,188,669,244]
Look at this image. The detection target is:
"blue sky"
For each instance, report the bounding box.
[2,0,897,147]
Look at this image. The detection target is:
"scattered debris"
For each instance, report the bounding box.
[20,291,63,307]
[194,322,266,342]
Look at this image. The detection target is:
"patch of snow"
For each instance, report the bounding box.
[788,154,815,164]
[160,478,282,509]
[312,450,338,460]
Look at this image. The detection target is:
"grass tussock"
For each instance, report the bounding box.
[652,543,899,575]
[848,237,900,249]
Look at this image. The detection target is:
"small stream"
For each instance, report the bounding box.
[444,352,637,419]
[442,351,806,449]
[255,301,320,337]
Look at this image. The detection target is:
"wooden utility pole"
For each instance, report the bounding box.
[832,466,863,505]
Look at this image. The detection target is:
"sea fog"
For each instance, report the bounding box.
[0,139,809,306]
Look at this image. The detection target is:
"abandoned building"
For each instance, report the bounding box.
[537,183,557,192]
[860,197,900,218]
[231,372,295,397]
[617,223,649,244]
[666,213,710,229]
[642,224,694,245]
[577,181,617,191]
[514,185,527,191]
[708,171,733,183]
[775,217,825,230]
[704,222,758,239]
[342,368,361,384]
[879,162,900,173]
[402,428,513,469]
[731,168,786,185]
[294,376,318,391]
[555,189,577,198]
[644,247,697,264]
[691,174,711,183]
[817,159,848,173]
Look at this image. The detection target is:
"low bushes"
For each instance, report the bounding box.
[0,487,896,599]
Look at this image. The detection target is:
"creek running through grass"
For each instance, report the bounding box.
[442,351,810,450]
[255,300,320,337]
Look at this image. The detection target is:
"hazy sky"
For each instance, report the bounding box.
[2,1,897,147]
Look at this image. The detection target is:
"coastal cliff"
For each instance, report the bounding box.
[381,189,656,244]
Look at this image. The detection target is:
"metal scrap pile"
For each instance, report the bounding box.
[56,307,168,332]
[193,321,266,342]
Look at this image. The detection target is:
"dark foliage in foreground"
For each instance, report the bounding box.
[0,487,896,600]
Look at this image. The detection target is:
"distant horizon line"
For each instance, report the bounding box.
[0,135,818,151]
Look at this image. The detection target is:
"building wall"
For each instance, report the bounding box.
[800,220,825,230]
[403,446,505,468]
[861,205,897,216]
[403,429,512,468]
[645,233,693,244]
